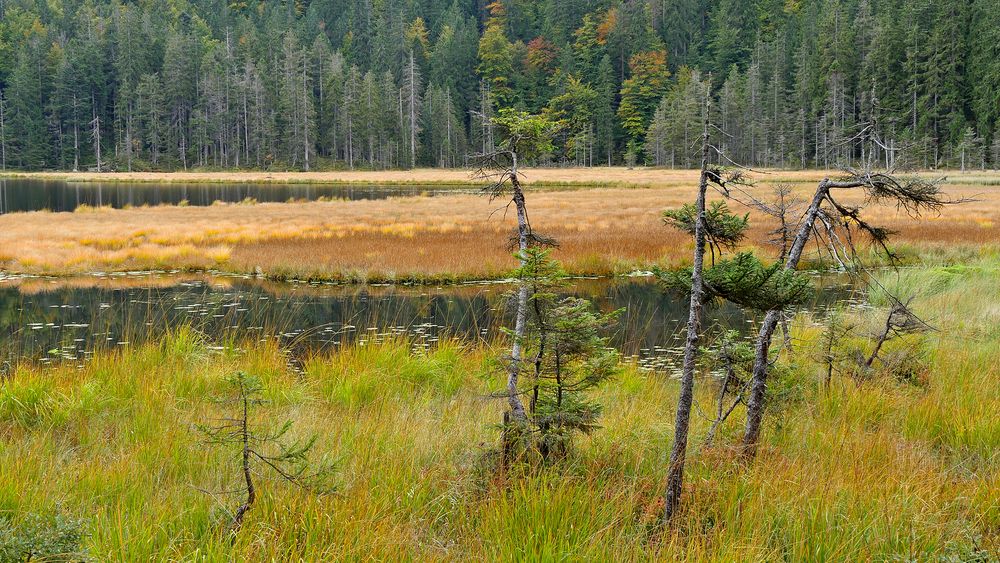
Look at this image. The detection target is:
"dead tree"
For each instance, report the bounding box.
[474,109,561,431]
[661,92,711,523]
[0,92,6,171]
[741,162,953,460]
[758,185,804,350]
[198,371,332,540]
[864,298,928,369]
[703,332,753,447]
[90,110,102,173]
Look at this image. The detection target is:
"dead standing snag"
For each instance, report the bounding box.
[740,167,953,460]
[474,109,561,428]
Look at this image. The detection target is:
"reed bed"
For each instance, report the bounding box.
[0,259,997,560]
[2,172,997,281]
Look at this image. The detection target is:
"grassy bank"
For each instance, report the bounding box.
[1,259,996,560]
[4,167,998,188]
[0,167,834,187]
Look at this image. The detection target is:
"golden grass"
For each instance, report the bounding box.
[1,168,998,280]
[1,260,997,559]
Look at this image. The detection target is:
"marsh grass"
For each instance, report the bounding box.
[2,173,996,281]
[0,259,996,560]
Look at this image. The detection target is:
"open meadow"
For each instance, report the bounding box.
[1,167,998,560]
[1,168,998,281]
[1,261,997,560]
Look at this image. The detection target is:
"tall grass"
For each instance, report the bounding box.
[1,260,997,560]
[2,175,996,281]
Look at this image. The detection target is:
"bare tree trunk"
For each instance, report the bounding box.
[73,94,80,172]
[742,180,832,459]
[0,93,6,171]
[303,60,310,171]
[507,153,529,422]
[865,315,894,368]
[663,96,710,523]
[409,51,417,168]
[91,109,102,173]
[231,380,256,538]
[125,107,133,172]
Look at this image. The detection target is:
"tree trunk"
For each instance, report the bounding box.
[742,179,831,459]
[507,153,529,422]
[302,61,310,171]
[409,51,417,168]
[0,94,6,171]
[663,96,711,523]
[231,381,256,538]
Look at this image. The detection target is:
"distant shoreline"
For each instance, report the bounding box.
[2,167,987,189]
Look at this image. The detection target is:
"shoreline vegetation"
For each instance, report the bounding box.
[2,0,997,556]
[1,168,998,284]
[1,260,997,559]
[5,166,1000,187]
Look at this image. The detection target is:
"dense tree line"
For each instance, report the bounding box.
[0,0,997,171]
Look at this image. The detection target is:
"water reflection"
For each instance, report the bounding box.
[0,179,475,213]
[0,273,857,371]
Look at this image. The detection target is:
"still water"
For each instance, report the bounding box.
[0,273,857,371]
[0,179,473,213]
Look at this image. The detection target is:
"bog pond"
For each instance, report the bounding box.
[0,178,473,212]
[0,179,861,370]
[0,273,857,372]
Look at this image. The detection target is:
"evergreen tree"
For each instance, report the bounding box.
[618,49,670,151]
[0,0,993,171]
[7,45,50,169]
[136,73,166,166]
[477,4,517,109]
[279,35,316,170]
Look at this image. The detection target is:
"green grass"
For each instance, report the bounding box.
[1,262,997,560]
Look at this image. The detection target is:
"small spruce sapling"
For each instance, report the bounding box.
[662,200,749,266]
[658,198,813,314]
[817,307,856,388]
[506,246,621,463]
[197,371,334,539]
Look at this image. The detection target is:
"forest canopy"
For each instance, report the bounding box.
[0,0,996,171]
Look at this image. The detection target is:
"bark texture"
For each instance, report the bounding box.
[663,100,710,523]
[506,155,529,421]
[742,179,831,458]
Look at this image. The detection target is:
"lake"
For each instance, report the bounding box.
[0,273,857,372]
[0,178,475,213]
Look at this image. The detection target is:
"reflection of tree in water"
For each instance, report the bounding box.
[0,274,855,364]
[0,179,469,212]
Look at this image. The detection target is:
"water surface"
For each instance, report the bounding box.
[0,179,475,213]
[0,273,857,372]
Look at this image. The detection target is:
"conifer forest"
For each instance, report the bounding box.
[1,0,998,171]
